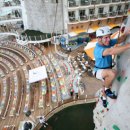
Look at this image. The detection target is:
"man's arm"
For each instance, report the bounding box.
[103,43,130,56]
[117,28,130,44]
[117,33,127,44]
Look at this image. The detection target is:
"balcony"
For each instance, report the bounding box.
[69,17,77,22]
[89,15,98,20]
[0,0,21,8]
[124,10,128,15]
[98,13,108,18]
[91,0,100,5]
[121,0,129,1]
[108,10,127,18]
[102,0,111,3]
[117,10,124,15]
[80,0,90,6]
[0,10,22,24]
[109,11,117,17]
[68,0,78,7]
[80,15,88,21]
[112,0,120,2]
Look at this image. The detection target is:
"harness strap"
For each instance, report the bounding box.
[94,66,112,69]
[94,66,113,77]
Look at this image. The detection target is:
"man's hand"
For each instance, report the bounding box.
[125,43,130,49]
[103,42,130,56]
[118,28,130,44]
[124,27,130,35]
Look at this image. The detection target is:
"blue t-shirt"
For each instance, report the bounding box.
[93,39,117,72]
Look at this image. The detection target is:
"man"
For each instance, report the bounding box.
[24,122,32,130]
[93,26,130,107]
[39,116,48,128]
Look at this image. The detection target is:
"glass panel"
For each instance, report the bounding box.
[98,8,104,13]
[89,9,95,15]
[68,11,76,22]
[109,6,113,12]
[80,0,90,6]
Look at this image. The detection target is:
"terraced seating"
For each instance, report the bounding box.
[0,41,92,130]
[0,62,8,78]
[49,74,58,103]
[32,58,43,67]
[38,80,47,108]
[45,53,72,102]
[2,125,15,130]
[33,45,43,56]
[62,61,74,75]
[26,63,43,111]
[0,62,10,75]
[48,54,70,100]
[0,67,5,78]
[55,44,68,58]
[40,56,53,107]
[0,48,24,65]
[0,55,17,70]
[0,41,36,61]
[0,43,47,128]
[9,72,19,116]
[0,44,29,63]
[0,77,11,119]
[23,66,31,112]
[30,57,46,109]
[13,43,37,60]
[72,74,80,94]
[15,70,26,116]
[42,55,59,104]
[16,85,24,115]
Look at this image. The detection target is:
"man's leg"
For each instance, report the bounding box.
[43,123,46,127]
[102,69,117,88]
[95,69,107,107]
[101,69,117,99]
[96,69,117,100]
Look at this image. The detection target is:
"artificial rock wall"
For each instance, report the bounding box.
[23,0,64,33]
[93,14,130,130]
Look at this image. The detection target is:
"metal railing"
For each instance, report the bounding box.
[80,0,90,6]
[68,0,129,7]
[0,15,22,21]
[68,10,127,23]
[0,0,21,8]
[80,15,88,21]
[33,97,97,130]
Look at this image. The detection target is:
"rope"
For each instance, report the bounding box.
[113,0,127,64]
[117,0,127,42]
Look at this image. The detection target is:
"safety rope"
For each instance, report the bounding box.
[117,0,127,42]
[112,0,127,65]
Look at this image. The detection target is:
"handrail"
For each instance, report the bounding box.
[33,97,97,130]
[16,85,24,116]
[2,87,12,119]
[0,1,21,7]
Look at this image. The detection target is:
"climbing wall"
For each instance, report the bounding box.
[93,14,130,130]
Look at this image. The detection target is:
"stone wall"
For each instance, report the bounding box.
[24,0,64,33]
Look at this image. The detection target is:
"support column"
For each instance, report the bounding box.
[20,0,28,29]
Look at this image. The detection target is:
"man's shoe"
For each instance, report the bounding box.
[101,97,107,108]
[105,89,117,99]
